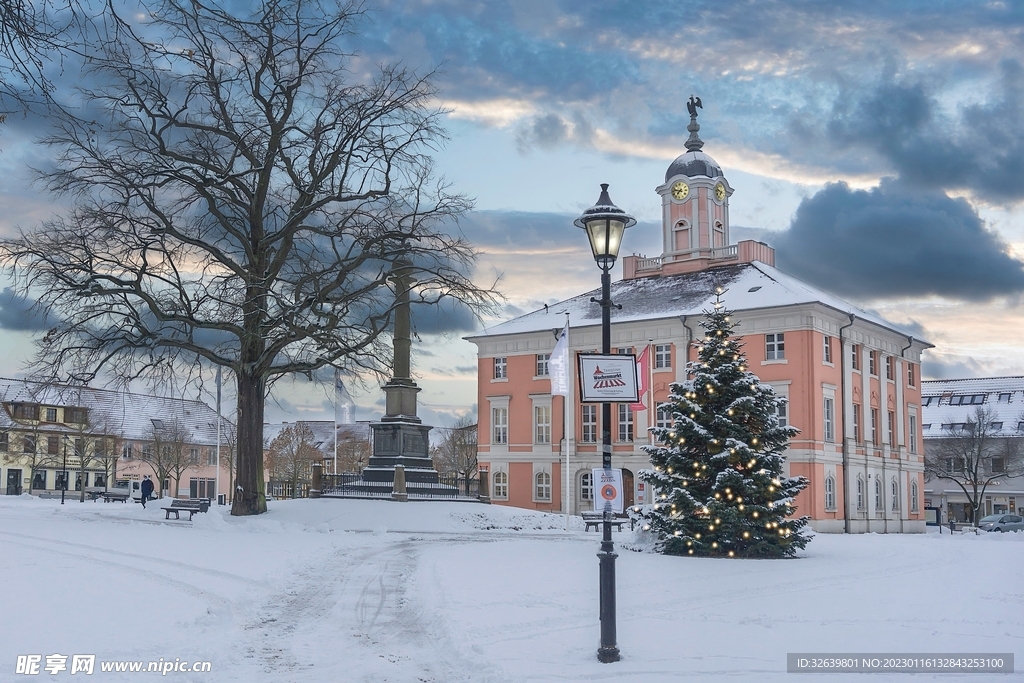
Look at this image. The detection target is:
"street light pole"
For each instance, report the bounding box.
[575,183,635,664]
[61,437,68,505]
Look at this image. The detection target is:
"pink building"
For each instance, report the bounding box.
[466,119,930,533]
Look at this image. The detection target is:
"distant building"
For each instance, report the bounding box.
[0,377,231,499]
[465,112,930,533]
[921,376,1024,522]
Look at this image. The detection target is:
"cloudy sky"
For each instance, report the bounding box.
[2,0,1024,427]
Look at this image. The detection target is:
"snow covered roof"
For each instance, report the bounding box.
[921,376,1024,438]
[666,150,723,181]
[0,377,229,445]
[467,261,924,341]
[263,420,370,452]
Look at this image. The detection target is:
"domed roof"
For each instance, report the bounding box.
[665,150,723,182]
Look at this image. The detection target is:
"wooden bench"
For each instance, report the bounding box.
[162,500,206,520]
[101,491,129,503]
[582,511,628,532]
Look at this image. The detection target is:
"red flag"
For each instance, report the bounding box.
[630,346,649,411]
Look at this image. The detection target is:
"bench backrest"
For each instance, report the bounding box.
[170,500,202,508]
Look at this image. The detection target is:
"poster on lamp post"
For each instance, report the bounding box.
[592,468,624,514]
[577,354,639,403]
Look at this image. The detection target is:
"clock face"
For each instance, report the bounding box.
[671,181,689,200]
[714,183,726,201]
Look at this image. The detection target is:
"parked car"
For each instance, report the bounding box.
[978,514,1024,532]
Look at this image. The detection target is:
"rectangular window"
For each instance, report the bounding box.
[581,405,597,443]
[655,344,672,369]
[535,471,551,501]
[950,394,986,406]
[616,347,634,355]
[823,335,832,364]
[189,447,200,466]
[852,404,861,442]
[765,333,785,360]
[885,356,894,380]
[907,363,915,386]
[0,432,7,452]
[47,436,59,455]
[492,471,508,499]
[655,405,673,429]
[869,350,877,375]
[13,403,38,420]
[851,345,860,371]
[206,450,217,466]
[824,397,835,443]
[992,421,1004,430]
[64,407,87,424]
[493,357,507,380]
[535,353,550,377]
[871,408,879,446]
[492,407,508,445]
[94,439,106,457]
[999,392,1012,403]
[534,405,551,444]
[775,402,788,428]
[74,438,85,457]
[887,410,895,447]
[617,404,634,442]
[44,407,57,422]
[922,396,936,406]
[24,435,36,453]
[991,457,1005,473]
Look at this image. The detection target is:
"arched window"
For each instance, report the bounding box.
[674,220,691,252]
[856,476,864,510]
[580,471,593,501]
[874,477,882,510]
[891,478,900,511]
[824,474,836,511]
[493,471,508,499]
[910,480,919,513]
[535,471,551,501]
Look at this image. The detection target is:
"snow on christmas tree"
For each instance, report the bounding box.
[640,289,810,558]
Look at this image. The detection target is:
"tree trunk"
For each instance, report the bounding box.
[231,370,267,516]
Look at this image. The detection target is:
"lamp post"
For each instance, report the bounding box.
[575,183,635,663]
[61,437,68,505]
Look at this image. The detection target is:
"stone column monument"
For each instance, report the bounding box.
[348,257,455,496]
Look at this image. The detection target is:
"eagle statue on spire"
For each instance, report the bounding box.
[686,95,703,118]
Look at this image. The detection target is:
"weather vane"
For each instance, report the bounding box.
[686,95,703,119]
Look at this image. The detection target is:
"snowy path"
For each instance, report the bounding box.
[2,497,1022,683]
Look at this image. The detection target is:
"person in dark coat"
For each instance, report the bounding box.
[140,475,154,508]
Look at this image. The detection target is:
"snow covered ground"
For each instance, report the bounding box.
[0,495,1020,682]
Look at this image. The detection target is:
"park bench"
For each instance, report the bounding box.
[582,510,629,532]
[161,499,209,520]
[101,491,129,503]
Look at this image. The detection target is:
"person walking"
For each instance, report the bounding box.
[140,475,154,509]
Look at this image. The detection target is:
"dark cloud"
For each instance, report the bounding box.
[772,179,1024,301]
[411,297,478,335]
[801,61,1024,202]
[922,356,988,381]
[0,288,51,331]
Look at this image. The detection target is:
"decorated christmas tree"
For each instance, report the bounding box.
[640,289,810,558]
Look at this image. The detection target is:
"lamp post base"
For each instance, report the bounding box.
[597,646,621,663]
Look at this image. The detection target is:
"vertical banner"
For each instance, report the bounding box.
[550,320,570,397]
[593,468,624,513]
[335,372,355,424]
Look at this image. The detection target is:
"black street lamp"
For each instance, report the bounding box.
[574,183,635,663]
[61,436,68,505]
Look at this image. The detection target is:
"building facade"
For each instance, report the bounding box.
[466,117,929,533]
[921,376,1024,523]
[0,378,231,500]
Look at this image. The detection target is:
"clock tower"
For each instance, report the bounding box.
[622,96,774,279]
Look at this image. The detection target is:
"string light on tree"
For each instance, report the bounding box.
[638,289,810,558]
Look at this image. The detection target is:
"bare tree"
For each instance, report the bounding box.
[335,425,370,473]
[924,406,1024,525]
[266,423,322,498]
[0,0,497,515]
[431,417,477,495]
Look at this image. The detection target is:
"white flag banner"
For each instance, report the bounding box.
[549,320,570,397]
[335,371,355,425]
[593,468,624,514]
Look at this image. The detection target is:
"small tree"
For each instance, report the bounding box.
[432,417,478,495]
[640,293,810,558]
[924,406,1024,525]
[266,423,322,498]
[335,426,370,473]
